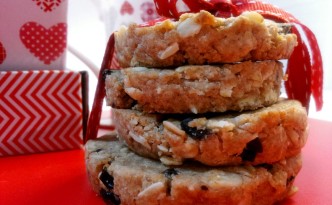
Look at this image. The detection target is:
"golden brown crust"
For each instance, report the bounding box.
[85,136,302,205]
[105,61,283,114]
[112,100,308,166]
[115,11,297,67]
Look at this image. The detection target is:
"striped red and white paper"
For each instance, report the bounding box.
[0,70,86,156]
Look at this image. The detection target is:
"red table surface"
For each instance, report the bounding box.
[1,118,331,205]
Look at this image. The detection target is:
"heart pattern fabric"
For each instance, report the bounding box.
[20,22,67,65]
[118,1,159,22]
[32,0,64,12]
[0,41,6,64]
[140,1,160,22]
[106,1,161,34]
[0,0,67,69]
[120,1,134,15]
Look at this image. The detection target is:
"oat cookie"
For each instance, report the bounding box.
[115,11,297,68]
[85,135,302,205]
[105,61,283,114]
[112,100,307,166]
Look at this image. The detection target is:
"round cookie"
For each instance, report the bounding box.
[85,135,302,205]
[112,99,308,166]
[115,10,297,68]
[105,60,284,114]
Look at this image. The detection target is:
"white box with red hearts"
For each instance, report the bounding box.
[0,0,67,71]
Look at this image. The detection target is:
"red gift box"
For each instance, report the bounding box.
[0,70,88,156]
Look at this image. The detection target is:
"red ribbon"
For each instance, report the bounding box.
[85,34,115,143]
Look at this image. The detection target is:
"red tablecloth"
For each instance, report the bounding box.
[1,118,331,205]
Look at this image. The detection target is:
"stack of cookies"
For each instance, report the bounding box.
[85,11,308,205]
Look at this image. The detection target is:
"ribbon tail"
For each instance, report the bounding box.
[85,34,115,143]
[298,24,324,111]
[285,26,312,111]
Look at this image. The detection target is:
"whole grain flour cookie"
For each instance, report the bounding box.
[115,10,297,68]
[85,135,301,205]
[112,100,308,166]
[105,60,283,114]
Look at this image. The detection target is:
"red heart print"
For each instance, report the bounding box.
[120,1,134,15]
[20,22,67,65]
[32,0,64,12]
[140,1,160,22]
[0,41,6,64]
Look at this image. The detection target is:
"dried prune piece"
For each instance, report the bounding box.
[162,168,179,196]
[99,169,114,190]
[162,168,179,179]
[100,189,121,205]
[258,163,273,171]
[180,118,209,140]
[201,185,208,191]
[93,148,103,153]
[103,69,113,80]
[240,138,263,162]
[287,175,295,186]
